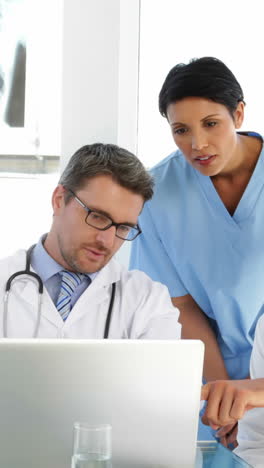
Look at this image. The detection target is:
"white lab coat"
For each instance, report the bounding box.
[0,249,181,339]
[235,314,264,468]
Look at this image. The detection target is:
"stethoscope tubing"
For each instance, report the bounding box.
[3,245,115,338]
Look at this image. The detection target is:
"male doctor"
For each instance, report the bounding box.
[0,143,181,339]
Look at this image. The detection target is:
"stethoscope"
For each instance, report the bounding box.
[3,244,116,339]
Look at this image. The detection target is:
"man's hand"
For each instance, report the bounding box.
[201,378,264,430]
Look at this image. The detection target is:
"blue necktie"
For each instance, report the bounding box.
[56,270,85,321]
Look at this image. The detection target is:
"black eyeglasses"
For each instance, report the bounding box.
[67,188,142,241]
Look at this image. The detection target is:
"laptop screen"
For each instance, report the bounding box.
[0,339,204,468]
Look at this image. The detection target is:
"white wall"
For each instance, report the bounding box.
[60,0,140,267]
[0,175,57,257]
[138,0,264,167]
[117,0,140,155]
[60,0,140,168]
[60,0,120,169]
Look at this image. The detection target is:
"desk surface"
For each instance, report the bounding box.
[196,441,253,467]
[0,442,253,467]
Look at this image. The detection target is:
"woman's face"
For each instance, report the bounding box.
[166,97,244,176]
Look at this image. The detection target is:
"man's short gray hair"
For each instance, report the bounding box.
[59,143,154,202]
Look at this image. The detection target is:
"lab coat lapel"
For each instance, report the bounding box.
[64,258,122,326]
[8,251,122,328]
[39,288,63,326]
[14,254,64,327]
[12,276,63,327]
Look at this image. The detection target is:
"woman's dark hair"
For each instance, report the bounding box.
[159,57,245,118]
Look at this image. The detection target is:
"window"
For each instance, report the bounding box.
[0,0,62,256]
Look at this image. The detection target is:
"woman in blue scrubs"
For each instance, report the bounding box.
[130,57,264,440]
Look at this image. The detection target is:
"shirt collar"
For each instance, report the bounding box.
[30,234,98,283]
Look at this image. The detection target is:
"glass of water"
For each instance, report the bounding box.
[71,422,112,468]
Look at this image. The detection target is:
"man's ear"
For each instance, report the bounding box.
[52,184,66,215]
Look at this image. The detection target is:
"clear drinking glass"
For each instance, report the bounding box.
[71,422,112,468]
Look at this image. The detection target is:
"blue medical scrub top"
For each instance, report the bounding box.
[130,131,264,380]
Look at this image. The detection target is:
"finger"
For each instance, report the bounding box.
[218,386,237,425]
[225,424,238,448]
[219,435,228,448]
[230,392,249,420]
[201,413,210,426]
[201,383,210,401]
[201,412,220,430]
[216,422,236,438]
[226,432,238,448]
[219,435,238,450]
[204,383,225,426]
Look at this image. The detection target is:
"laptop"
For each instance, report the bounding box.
[0,339,204,468]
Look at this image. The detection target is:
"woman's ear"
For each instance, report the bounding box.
[234,101,244,129]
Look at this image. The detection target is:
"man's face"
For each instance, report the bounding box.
[46,175,144,273]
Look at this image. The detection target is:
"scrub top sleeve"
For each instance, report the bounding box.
[129,203,187,298]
